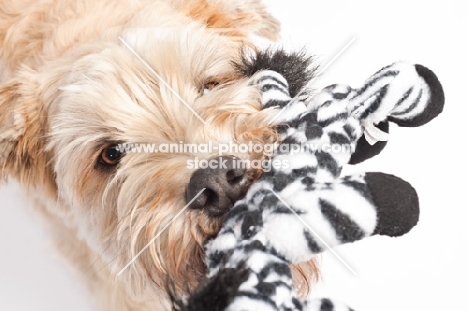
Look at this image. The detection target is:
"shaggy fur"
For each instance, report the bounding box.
[0,1,318,310]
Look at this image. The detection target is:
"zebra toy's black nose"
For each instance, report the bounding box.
[186,156,248,217]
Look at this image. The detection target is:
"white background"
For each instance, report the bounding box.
[1,1,467,310]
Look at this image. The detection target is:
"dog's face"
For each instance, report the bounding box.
[0,6,319,301]
[1,23,278,293]
[60,31,280,291]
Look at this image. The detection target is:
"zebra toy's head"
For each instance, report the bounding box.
[173,61,445,311]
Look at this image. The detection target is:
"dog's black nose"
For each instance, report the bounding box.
[186,156,248,216]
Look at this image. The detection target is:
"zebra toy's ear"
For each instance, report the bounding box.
[349,62,445,164]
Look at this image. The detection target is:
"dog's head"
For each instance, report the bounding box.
[0,13,317,299]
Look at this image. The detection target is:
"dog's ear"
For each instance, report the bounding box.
[0,72,52,187]
[0,80,25,179]
[182,0,280,42]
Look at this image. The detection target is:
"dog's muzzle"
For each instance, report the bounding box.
[185,156,249,217]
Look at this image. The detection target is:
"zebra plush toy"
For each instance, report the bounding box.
[176,59,444,311]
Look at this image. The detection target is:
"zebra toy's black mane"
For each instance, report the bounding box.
[177,56,444,311]
[235,49,317,97]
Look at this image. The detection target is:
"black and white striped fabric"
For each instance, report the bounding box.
[184,62,444,311]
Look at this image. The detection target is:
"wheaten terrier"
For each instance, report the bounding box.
[0,0,318,310]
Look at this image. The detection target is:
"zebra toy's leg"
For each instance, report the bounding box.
[247,171,419,265]
[318,62,444,164]
[348,62,444,140]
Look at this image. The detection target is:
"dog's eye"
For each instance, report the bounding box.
[202,81,219,95]
[98,145,124,167]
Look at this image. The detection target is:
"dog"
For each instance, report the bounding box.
[0,0,318,310]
